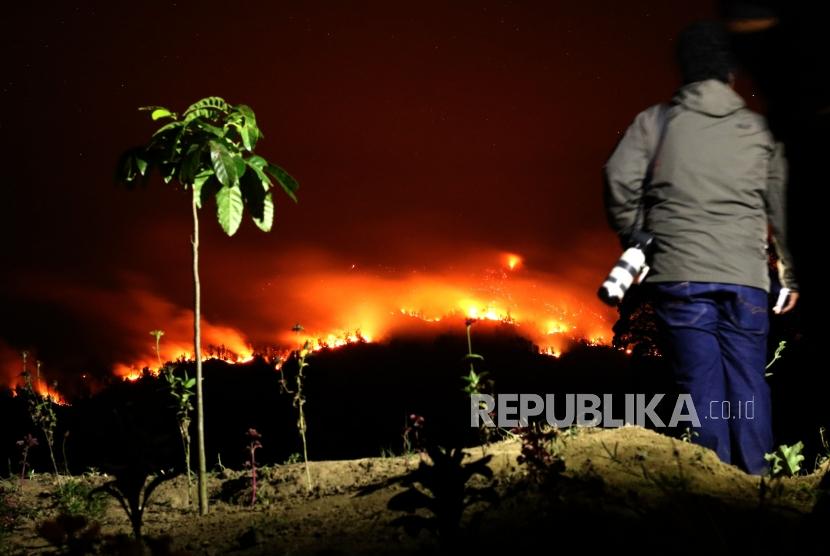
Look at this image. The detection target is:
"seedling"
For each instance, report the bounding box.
[461,318,487,395]
[680,427,699,443]
[16,434,38,482]
[119,96,300,516]
[765,441,805,478]
[149,330,165,369]
[402,414,425,462]
[163,368,196,507]
[280,326,313,492]
[18,354,60,479]
[93,464,179,540]
[54,478,107,519]
[461,320,501,453]
[515,424,565,481]
[764,340,787,377]
[244,429,263,506]
[385,445,496,543]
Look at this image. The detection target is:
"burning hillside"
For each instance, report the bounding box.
[110,251,614,378]
[1,249,617,393]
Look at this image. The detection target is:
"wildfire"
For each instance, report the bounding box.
[4,361,68,405]
[105,251,617,383]
[29,377,66,405]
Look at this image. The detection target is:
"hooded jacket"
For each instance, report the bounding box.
[604,79,796,292]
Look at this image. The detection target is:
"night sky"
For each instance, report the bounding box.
[1,1,718,388]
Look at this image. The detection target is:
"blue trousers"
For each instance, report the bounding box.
[651,282,772,474]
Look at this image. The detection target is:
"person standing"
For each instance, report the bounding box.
[603,21,798,474]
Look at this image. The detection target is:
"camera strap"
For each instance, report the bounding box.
[635,102,672,232]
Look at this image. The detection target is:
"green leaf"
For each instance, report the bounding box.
[765,441,805,477]
[151,120,184,138]
[183,96,229,122]
[192,119,225,138]
[161,162,176,184]
[237,104,259,150]
[215,184,244,236]
[116,147,151,183]
[240,170,266,220]
[233,155,246,179]
[464,353,485,361]
[265,163,299,202]
[179,144,203,185]
[247,155,267,170]
[192,170,213,209]
[240,124,253,151]
[151,108,174,121]
[237,104,256,126]
[253,192,274,232]
[209,140,238,188]
[134,155,148,177]
[246,158,272,191]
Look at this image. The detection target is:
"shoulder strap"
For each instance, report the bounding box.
[634,103,671,234]
[644,103,671,184]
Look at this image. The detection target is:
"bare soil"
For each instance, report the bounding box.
[2,426,826,555]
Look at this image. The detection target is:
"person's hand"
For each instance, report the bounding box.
[773,290,799,314]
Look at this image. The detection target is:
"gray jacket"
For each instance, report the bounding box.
[604,79,797,292]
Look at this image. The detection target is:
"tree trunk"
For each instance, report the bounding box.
[192,193,208,515]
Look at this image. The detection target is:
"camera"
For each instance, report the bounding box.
[598,231,654,306]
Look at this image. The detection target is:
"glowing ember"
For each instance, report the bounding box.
[504,253,523,270]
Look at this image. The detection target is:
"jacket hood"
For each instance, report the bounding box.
[672,79,745,117]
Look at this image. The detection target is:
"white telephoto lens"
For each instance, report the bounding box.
[598,247,646,305]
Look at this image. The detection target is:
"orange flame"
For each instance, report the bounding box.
[111,251,614,378]
[256,251,613,361]
[0,353,69,406]
[113,328,256,381]
[29,376,67,406]
[2,251,616,391]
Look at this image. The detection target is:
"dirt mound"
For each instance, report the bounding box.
[2,426,825,555]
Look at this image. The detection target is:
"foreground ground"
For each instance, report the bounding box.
[2,426,827,555]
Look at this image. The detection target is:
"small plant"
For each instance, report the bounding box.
[149,329,165,369]
[461,319,502,454]
[402,414,425,460]
[765,441,805,477]
[764,340,787,377]
[54,478,107,520]
[244,429,263,506]
[461,318,487,396]
[515,424,565,482]
[119,96,300,516]
[92,464,180,541]
[163,368,196,507]
[18,354,61,479]
[16,434,38,482]
[61,431,71,475]
[283,453,302,465]
[816,427,830,471]
[385,445,496,543]
[680,427,699,443]
[280,325,313,492]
